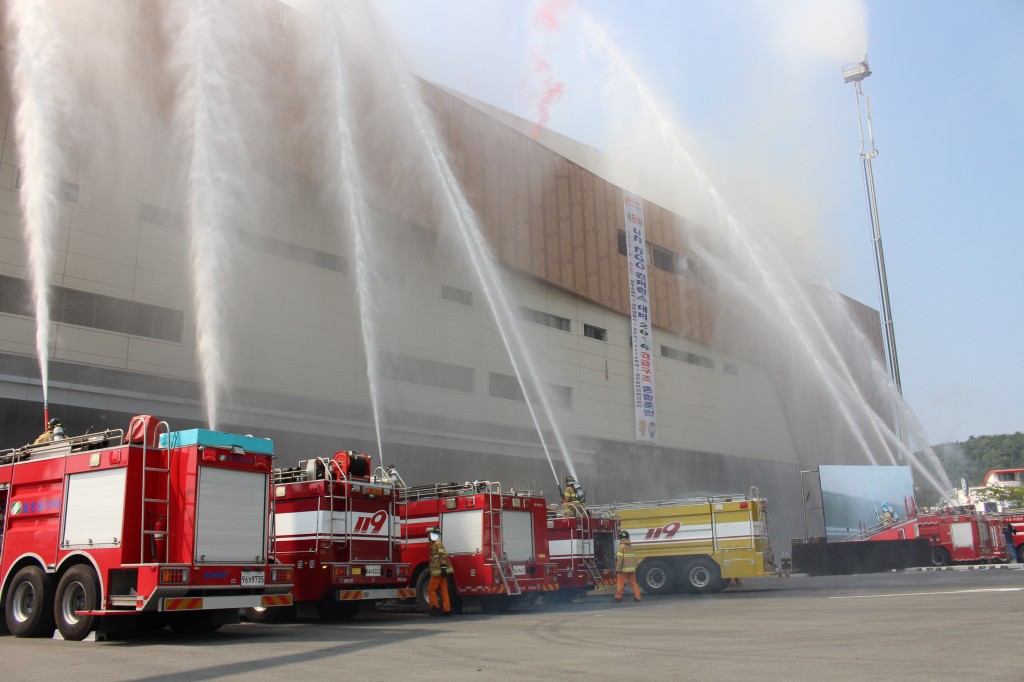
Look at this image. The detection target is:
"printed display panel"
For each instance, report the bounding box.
[818,465,915,541]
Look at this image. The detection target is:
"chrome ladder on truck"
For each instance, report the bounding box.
[580,521,609,590]
[568,505,608,590]
[485,484,521,596]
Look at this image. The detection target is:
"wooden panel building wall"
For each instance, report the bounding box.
[421,83,712,347]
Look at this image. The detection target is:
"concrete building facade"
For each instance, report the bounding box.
[0,3,889,551]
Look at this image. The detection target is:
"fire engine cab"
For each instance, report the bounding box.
[247,451,411,623]
[397,480,556,612]
[0,415,292,640]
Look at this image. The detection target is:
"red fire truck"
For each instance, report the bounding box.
[397,480,557,612]
[864,507,1011,566]
[919,510,1004,565]
[0,415,292,640]
[545,508,617,601]
[244,451,412,623]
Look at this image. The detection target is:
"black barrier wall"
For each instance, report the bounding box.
[791,539,931,576]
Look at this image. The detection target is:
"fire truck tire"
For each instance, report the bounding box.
[414,570,432,611]
[315,600,360,621]
[637,559,675,595]
[5,565,56,638]
[681,558,720,594]
[243,604,297,624]
[930,547,951,567]
[54,565,100,641]
[414,571,462,614]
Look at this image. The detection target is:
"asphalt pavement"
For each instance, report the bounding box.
[1,566,1021,681]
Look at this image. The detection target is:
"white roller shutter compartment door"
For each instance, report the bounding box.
[441,509,484,554]
[500,510,534,562]
[62,467,128,547]
[194,466,268,563]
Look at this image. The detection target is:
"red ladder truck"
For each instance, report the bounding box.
[397,480,557,613]
[0,415,292,640]
[245,451,412,623]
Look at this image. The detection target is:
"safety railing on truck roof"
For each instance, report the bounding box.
[587,487,765,514]
[271,457,353,485]
[0,428,126,466]
[546,501,591,522]
[396,480,539,502]
[928,505,980,517]
[398,480,503,501]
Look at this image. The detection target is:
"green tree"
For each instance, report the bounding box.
[971,484,1024,510]
[916,432,1024,506]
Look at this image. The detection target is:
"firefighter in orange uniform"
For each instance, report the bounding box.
[427,526,454,616]
[614,529,641,602]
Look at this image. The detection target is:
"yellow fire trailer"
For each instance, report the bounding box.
[590,488,774,594]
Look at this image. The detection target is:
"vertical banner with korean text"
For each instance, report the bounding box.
[623,191,656,441]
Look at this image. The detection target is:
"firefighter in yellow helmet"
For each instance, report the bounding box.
[426,526,454,616]
[614,529,641,602]
[33,418,63,444]
[561,475,586,517]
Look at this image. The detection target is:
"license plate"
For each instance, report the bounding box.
[365,564,381,577]
[512,565,526,576]
[241,571,265,586]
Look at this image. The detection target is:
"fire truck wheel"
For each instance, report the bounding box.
[315,600,360,621]
[929,547,951,567]
[243,604,297,624]
[5,565,56,638]
[681,558,720,594]
[414,570,432,611]
[637,559,675,595]
[54,565,100,641]
[414,571,462,614]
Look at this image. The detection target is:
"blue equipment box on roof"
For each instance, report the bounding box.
[159,429,274,455]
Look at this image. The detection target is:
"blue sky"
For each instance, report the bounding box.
[375,0,1023,445]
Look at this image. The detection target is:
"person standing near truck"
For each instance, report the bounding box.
[614,530,641,603]
[999,520,1015,561]
[426,526,454,616]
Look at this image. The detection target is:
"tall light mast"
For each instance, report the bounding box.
[843,59,902,396]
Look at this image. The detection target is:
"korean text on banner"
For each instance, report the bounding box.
[623,191,656,441]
